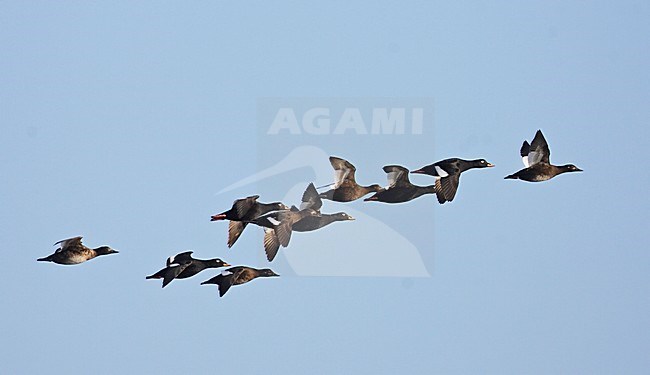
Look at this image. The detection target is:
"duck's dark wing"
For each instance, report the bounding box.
[383,165,411,187]
[431,159,459,177]
[227,221,247,248]
[329,156,357,188]
[166,251,194,267]
[263,228,281,261]
[300,182,322,211]
[274,221,294,248]
[520,141,531,167]
[232,195,260,218]
[435,174,460,204]
[528,130,550,165]
[162,263,191,288]
[53,236,83,251]
[218,268,245,297]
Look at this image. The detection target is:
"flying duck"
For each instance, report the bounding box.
[319,156,383,202]
[411,158,494,204]
[201,266,279,297]
[249,208,318,261]
[364,165,437,204]
[291,183,355,232]
[210,195,289,248]
[145,251,230,288]
[37,236,118,265]
[505,130,582,182]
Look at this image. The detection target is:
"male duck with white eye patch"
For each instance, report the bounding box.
[411,158,494,204]
[505,129,582,182]
[146,251,230,288]
[38,236,118,265]
[201,266,279,297]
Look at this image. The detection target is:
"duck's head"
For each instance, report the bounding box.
[208,258,231,268]
[274,202,291,211]
[368,184,384,192]
[474,159,495,168]
[258,268,279,277]
[333,212,355,221]
[95,246,119,256]
[561,164,583,173]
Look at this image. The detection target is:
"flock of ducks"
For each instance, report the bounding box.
[38,130,582,297]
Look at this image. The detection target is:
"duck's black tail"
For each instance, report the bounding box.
[504,174,518,180]
[37,255,53,262]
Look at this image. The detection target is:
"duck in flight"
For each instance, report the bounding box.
[210,195,288,248]
[505,130,582,182]
[146,251,230,288]
[37,236,118,265]
[201,266,279,297]
[262,184,355,257]
[364,165,437,204]
[319,156,383,202]
[248,207,318,261]
[411,158,494,204]
[292,183,355,232]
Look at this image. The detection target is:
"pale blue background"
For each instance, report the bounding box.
[2,1,649,374]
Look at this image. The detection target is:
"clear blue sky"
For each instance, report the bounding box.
[2,1,649,373]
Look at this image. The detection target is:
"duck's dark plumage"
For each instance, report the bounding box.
[319,156,383,202]
[250,208,318,261]
[292,212,355,232]
[293,182,355,231]
[37,236,118,265]
[411,158,494,204]
[210,195,288,247]
[505,130,582,182]
[146,251,230,288]
[364,165,437,204]
[201,266,279,297]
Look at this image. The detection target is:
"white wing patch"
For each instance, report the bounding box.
[169,263,180,268]
[386,171,402,186]
[522,156,530,168]
[333,169,350,188]
[434,165,449,177]
[221,270,233,276]
[267,217,281,226]
[527,150,543,166]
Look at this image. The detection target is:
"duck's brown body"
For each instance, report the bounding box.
[38,236,118,265]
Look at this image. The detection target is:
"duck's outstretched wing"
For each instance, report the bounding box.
[528,130,550,165]
[232,195,260,218]
[166,251,194,267]
[329,156,357,188]
[299,182,322,211]
[53,236,83,251]
[435,174,460,204]
[383,165,411,188]
[263,228,281,261]
[227,221,247,248]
